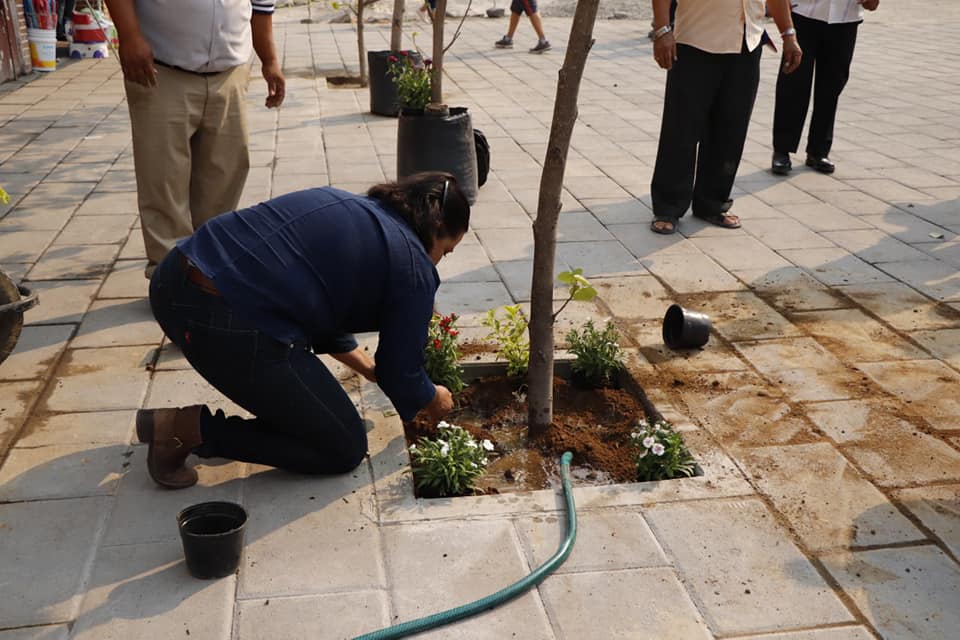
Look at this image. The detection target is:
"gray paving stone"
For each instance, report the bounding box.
[893,485,960,560]
[144,369,250,418]
[27,244,119,280]
[0,625,69,640]
[0,443,128,501]
[239,467,383,598]
[539,568,712,639]
[517,509,667,573]
[475,227,534,262]
[103,447,245,546]
[381,519,554,639]
[732,628,875,640]
[0,324,72,381]
[234,591,391,639]
[630,317,750,374]
[783,202,874,232]
[608,221,704,259]
[821,546,960,640]
[0,497,111,628]
[683,291,802,342]
[737,443,922,550]
[71,541,234,640]
[691,235,792,271]
[72,298,161,348]
[645,498,853,636]
[804,400,960,486]
[592,274,673,320]
[911,327,960,369]
[0,380,44,439]
[97,259,149,298]
[642,253,745,293]
[823,228,934,264]
[556,240,644,276]
[736,267,851,312]
[435,281,515,327]
[876,258,960,302]
[838,281,960,331]
[735,337,846,372]
[746,218,835,250]
[0,230,57,263]
[857,359,960,431]
[39,346,151,412]
[781,247,894,286]
[17,410,133,448]
[436,239,498,283]
[22,279,99,325]
[53,214,134,245]
[677,371,818,449]
[862,212,956,244]
[792,308,927,362]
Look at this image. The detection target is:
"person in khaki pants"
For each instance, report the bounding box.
[105,0,285,278]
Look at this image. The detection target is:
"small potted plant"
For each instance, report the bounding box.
[368,0,419,115]
[409,421,495,496]
[396,0,479,203]
[565,319,625,389]
[631,419,697,482]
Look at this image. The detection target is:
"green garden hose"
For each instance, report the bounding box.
[353,451,578,640]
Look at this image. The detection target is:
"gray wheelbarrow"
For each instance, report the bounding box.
[0,269,39,366]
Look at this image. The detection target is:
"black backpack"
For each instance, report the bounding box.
[474,128,490,187]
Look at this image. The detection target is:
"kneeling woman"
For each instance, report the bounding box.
[139,173,469,488]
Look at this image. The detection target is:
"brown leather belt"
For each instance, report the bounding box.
[179,253,221,296]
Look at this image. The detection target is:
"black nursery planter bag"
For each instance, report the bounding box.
[397,107,479,204]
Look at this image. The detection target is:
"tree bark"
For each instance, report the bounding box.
[431,0,447,104]
[527,0,601,435]
[358,0,368,86]
[390,0,405,51]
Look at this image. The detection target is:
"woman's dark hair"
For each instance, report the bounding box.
[367,172,470,252]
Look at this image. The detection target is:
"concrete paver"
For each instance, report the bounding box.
[2,2,960,637]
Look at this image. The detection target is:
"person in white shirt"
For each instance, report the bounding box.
[771,0,880,176]
[105,0,286,278]
[649,0,802,235]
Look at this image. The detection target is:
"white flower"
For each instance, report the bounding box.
[638,449,648,459]
[637,419,649,430]
[437,420,450,429]
[481,439,494,451]
[651,443,665,456]
[630,431,640,439]
[642,436,656,449]
[466,440,477,448]
[439,442,450,456]
[408,444,417,451]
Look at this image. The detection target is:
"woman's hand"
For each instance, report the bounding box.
[424,385,454,421]
[859,0,879,10]
[653,32,677,71]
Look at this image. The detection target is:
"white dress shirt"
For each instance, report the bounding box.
[135,0,276,73]
[674,0,769,55]
[792,0,864,24]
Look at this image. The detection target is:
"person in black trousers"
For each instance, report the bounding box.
[649,0,802,235]
[771,0,880,176]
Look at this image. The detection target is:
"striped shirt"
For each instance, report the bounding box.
[135,0,277,73]
[791,0,864,24]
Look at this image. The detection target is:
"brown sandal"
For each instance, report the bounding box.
[695,213,741,229]
[650,218,678,235]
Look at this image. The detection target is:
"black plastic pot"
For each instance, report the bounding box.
[368,50,422,117]
[397,106,479,204]
[177,501,248,579]
[486,7,505,17]
[662,304,711,350]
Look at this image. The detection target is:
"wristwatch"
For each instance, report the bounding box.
[781,27,797,38]
[653,24,672,40]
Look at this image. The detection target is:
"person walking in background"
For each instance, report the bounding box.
[105,0,286,278]
[648,0,803,235]
[494,0,551,54]
[771,0,880,176]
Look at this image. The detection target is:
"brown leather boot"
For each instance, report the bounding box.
[135,405,204,489]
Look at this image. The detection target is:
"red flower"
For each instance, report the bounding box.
[447,329,459,337]
[399,50,409,57]
[388,55,398,63]
[424,58,433,66]
[433,339,442,350]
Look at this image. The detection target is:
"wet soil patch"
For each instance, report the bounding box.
[404,364,697,497]
[325,75,365,88]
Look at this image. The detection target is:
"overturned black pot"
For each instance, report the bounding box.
[368,50,422,117]
[397,105,479,204]
[177,501,248,579]
[662,304,711,350]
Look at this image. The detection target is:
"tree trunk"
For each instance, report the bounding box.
[527,0,601,435]
[431,0,447,104]
[358,0,368,86]
[390,0,405,51]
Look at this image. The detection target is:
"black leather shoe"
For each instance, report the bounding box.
[771,152,791,175]
[805,155,835,174]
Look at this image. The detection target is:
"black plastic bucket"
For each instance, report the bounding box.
[662,304,711,350]
[397,106,479,204]
[177,501,248,579]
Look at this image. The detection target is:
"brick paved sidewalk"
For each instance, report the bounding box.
[1,2,958,638]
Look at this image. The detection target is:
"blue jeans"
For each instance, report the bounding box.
[148,250,367,474]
